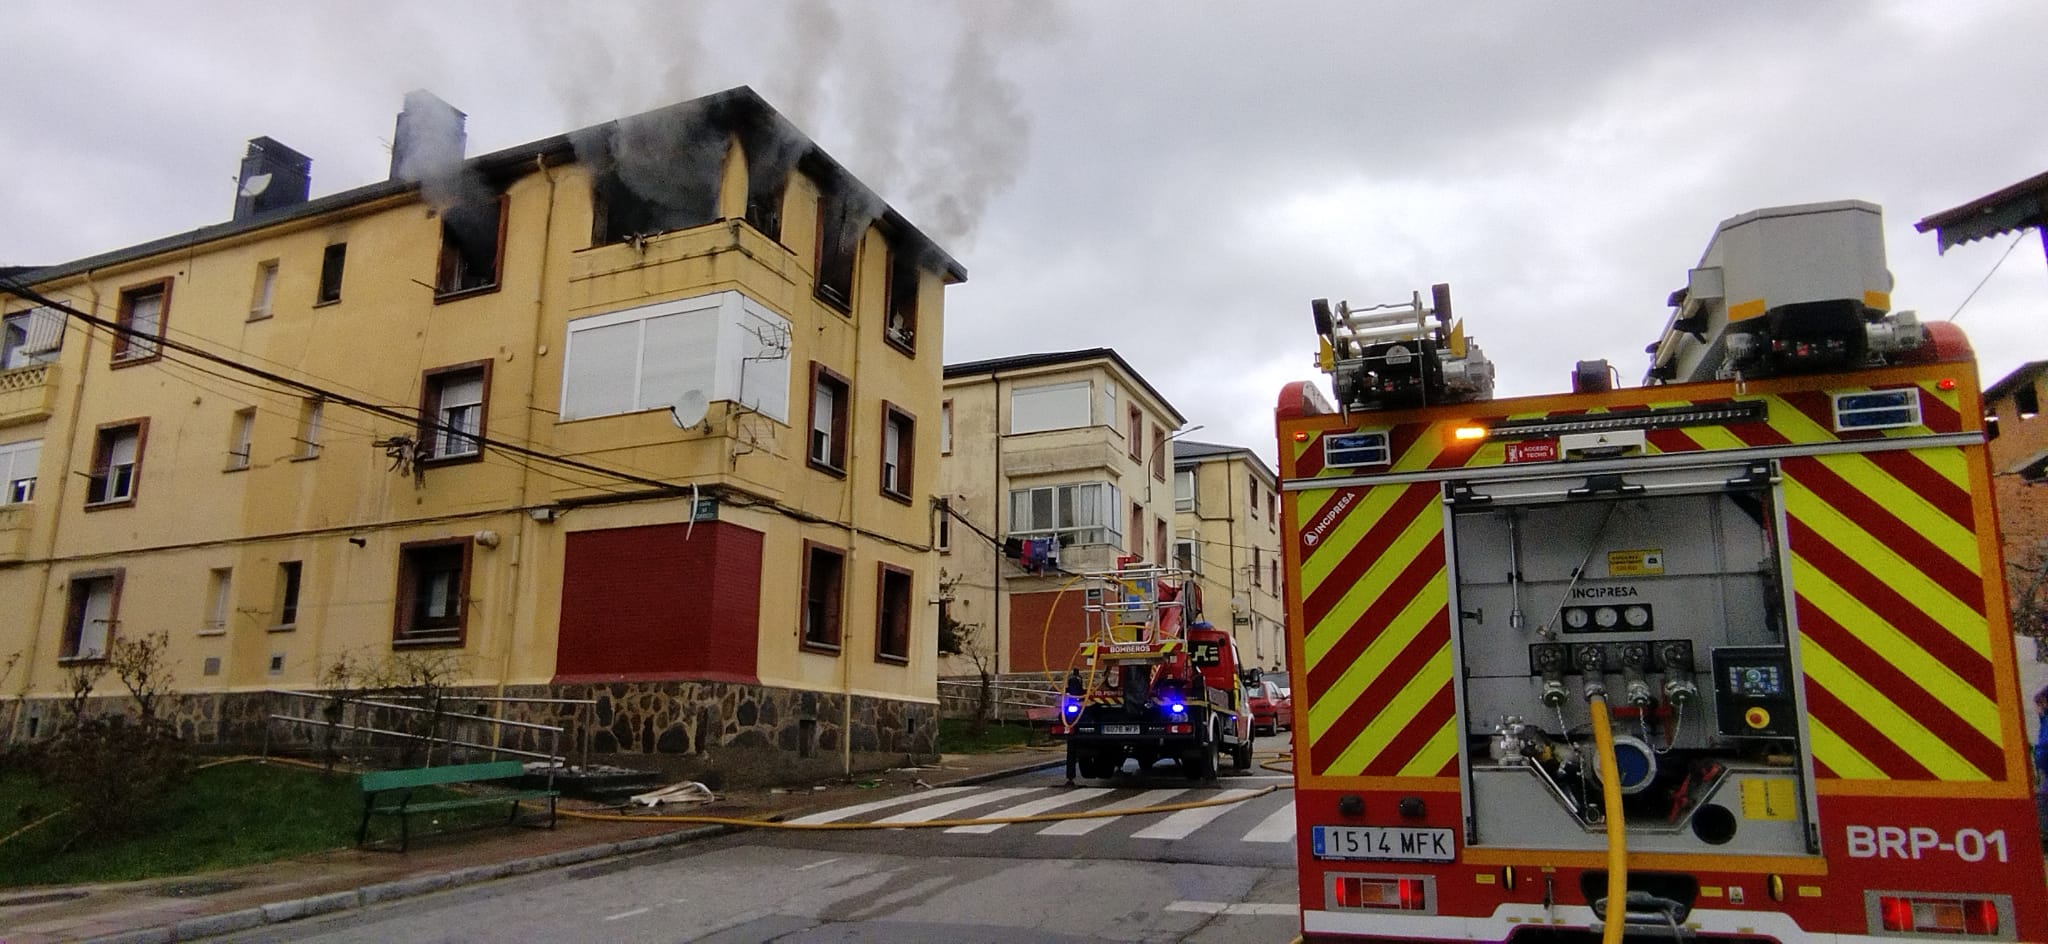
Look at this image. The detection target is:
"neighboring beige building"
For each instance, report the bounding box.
[936,349,1185,675]
[1985,361,2048,741]
[1171,440,1285,671]
[0,87,963,782]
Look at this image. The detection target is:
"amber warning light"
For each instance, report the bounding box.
[1452,425,1488,442]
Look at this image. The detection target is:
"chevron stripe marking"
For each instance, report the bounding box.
[1308,570,1447,731]
[1801,680,1937,780]
[1805,715,1884,780]
[1799,635,1986,780]
[1785,516,1994,680]
[1376,679,1458,778]
[1324,646,1454,776]
[1862,447,1971,521]
[1783,458,1984,612]
[1310,602,1451,775]
[1822,453,1976,555]
[1792,589,2002,775]
[1302,486,1438,626]
[1306,534,1446,686]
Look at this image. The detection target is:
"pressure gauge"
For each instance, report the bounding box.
[1594,607,1620,629]
[1564,608,1590,630]
[1623,605,1650,628]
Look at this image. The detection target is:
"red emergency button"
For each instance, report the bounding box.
[1745,707,1771,730]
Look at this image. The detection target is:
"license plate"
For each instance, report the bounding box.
[1312,825,1455,862]
[1103,724,1141,735]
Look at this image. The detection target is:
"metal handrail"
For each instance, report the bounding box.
[263,688,572,776]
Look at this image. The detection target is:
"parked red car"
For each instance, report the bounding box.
[1248,679,1291,735]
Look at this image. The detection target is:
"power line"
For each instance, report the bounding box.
[1948,232,2030,322]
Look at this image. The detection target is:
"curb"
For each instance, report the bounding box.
[80,757,1059,944]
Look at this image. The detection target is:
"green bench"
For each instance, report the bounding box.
[358,760,558,851]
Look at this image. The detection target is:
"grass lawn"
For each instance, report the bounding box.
[0,760,512,887]
[937,717,1050,753]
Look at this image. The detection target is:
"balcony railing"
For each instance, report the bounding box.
[0,363,58,426]
[0,502,32,564]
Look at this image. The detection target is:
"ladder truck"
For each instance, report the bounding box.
[1053,560,1258,780]
[1275,200,2047,942]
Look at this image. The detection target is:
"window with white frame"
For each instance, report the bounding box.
[809,364,850,473]
[1175,538,1200,574]
[939,400,953,455]
[63,571,121,660]
[1,308,63,369]
[87,420,145,506]
[1,439,40,504]
[880,403,914,501]
[296,398,324,459]
[420,364,487,461]
[250,260,278,320]
[1174,468,1196,512]
[1009,481,1122,547]
[1102,380,1117,427]
[113,280,169,364]
[559,292,791,423]
[226,408,254,471]
[1010,381,1090,434]
[203,567,232,635]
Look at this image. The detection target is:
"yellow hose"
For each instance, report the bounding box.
[1588,694,1627,944]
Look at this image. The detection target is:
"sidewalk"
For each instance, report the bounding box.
[1,747,1064,944]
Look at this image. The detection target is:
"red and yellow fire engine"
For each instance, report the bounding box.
[1276,201,2047,942]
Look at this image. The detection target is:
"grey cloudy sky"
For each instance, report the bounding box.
[5,1,2045,465]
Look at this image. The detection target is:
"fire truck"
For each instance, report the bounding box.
[1053,561,1258,780]
[1275,200,2047,942]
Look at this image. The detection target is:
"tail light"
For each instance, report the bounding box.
[1330,875,1428,912]
[1873,893,2005,936]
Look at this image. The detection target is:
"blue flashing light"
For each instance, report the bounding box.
[1063,699,1080,716]
[1170,702,1186,715]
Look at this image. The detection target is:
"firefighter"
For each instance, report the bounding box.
[2034,686,2048,841]
[1064,669,1085,786]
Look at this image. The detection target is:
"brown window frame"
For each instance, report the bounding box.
[1155,518,1167,566]
[316,243,347,305]
[85,418,148,510]
[807,362,851,476]
[801,539,847,653]
[880,401,915,504]
[1131,503,1145,560]
[1127,406,1142,460]
[434,193,509,302]
[875,563,913,664]
[418,360,491,467]
[1151,426,1167,481]
[59,568,124,663]
[394,537,473,647]
[112,278,172,367]
[883,242,918,354]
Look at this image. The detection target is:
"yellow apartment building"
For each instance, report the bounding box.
[1169,440,1286,672]
[0,87,963,782]
[935,349,1187,676]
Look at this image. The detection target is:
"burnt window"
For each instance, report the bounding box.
[590,110,724,246]
[419,362,489,463]
[276,560,303,628]
[802,541,846,651]
[113,279,171,364]
[814,194,857,312]
[396,539,470,646]
[808,363,850,474]
[880,402,914,502]
[317,243,347,304]
[876,564,912,663]
[884,242,918,353]
[86,419,146,507]
[436,194,506,298]
[2018,383,2039,420]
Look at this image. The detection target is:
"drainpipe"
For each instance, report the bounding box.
[11,270,100,738]
[841,286,869,780]
[492,154,559,747]
[990,370,1003,677]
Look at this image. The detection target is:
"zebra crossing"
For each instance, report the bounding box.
[785,783,1298,844]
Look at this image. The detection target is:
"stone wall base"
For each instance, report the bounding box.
[3,680,938,790]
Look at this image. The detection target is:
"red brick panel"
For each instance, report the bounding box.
[555,521,762,683]
[1008,589,1089,674]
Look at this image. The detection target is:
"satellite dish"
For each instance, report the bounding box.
[239,173,273,198]
[669,388,710,430]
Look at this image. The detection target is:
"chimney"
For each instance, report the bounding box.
[389,90,467,182]
[233,137,313,222]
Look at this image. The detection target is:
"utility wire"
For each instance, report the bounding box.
[1948,232,2030,322]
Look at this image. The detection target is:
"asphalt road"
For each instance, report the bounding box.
[212,737,1303,943]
